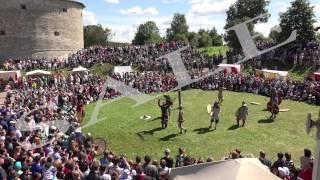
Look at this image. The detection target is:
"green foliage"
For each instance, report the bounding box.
[84,24,111,47]
[224,0,270,49]
[268,26,281,41]
[316,33,320,42]
[198,46,230,56]
[198,33,212,48]
[90,63,114,77]
[83,90,316,162]
[187,32,200,47]
[167,13,189,41]
[279,0,316,45]
[166,13,222,48]
[132,21,163,45]
[196,28,223,48]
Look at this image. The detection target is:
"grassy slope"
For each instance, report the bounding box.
[198,46,229,56]
[83,90,317,162]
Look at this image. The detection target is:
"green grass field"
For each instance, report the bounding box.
[82,90,317,162]
[198,46,229,56]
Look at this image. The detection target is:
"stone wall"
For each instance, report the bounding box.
[0,0,84,60]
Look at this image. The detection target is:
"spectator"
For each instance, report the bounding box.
[271,152,285,174]
[142,155,158,179]
[259,151,272,169]
[175,147,187,167]
[300,149,313,171]
[298,161,313,180]
[160,149,174,168]
[85,160,103,180]
[284,152,296,177]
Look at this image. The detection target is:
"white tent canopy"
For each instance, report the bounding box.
[170,158,281,180]
[114,66,133,77]
[72,66,89,72]
[26,70,51,76]
[256,69,288,79]
[218,64,241,73]
[0,71,21,81]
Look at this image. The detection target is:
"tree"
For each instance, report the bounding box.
[209,27,223,46]
[187,32,200,47]
[132,21,162,45]
[279,0,316,45]
[167,13,189,41]
[224,0,270,49]
[268,26,281,42]
[84,25,111,47]
[198,33,212,48]
[194,28,223,48]
[316,32,320,42]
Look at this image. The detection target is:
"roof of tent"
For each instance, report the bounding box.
[72,66,89,72]
[26,70,52,76]
[170,158,281,180]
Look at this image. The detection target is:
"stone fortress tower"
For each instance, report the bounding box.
[0,0,85,60]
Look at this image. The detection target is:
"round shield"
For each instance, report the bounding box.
[207,104,212,115]
[93,138,107,156]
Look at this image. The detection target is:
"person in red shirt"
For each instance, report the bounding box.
[298,161,313,180]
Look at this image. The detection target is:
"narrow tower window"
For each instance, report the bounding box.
[62,8,67,12]
[20,4,27,10]
[0,31,5,36]
[54,31,60,36]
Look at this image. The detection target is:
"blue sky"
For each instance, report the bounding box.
[78,0,320,43]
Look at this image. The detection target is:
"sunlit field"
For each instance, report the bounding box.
[83,89,317,162]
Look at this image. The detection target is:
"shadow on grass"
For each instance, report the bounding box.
[258,119,274,124]
[227,125,239,130]
[193,127,214,134]
[140,127,163,135]
[136,127,163,140]
[150,117,161,121]
[159,133,179,141]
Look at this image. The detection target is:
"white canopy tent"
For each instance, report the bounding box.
[218,64,241,74]
[256,69,288,80]
[26,70,52,76]
[0,71,21,81]
[170,158,281,180]
[72,66,89,72]
[113,66,133,77]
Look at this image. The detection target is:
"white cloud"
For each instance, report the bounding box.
[104,0,119,4]
[120,6,159,16]
[186,13,225,32]
[162,0,182,3]
[103,15,172,42]
[315,4,320,15]
[275,2,289,14]
[83,10,97,25]
[106,24,136,43]
[189,0,236,16]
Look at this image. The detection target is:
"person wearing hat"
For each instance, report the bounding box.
[177,106,187,134]
[235,101,248,127]
[160,149,174,168]
[209,101,220,130]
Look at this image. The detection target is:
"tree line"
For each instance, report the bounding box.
[84,0,319,49]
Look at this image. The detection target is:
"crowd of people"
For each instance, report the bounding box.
[226,41,320,71]
[0,41,318,179]
[2,42,223,73]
